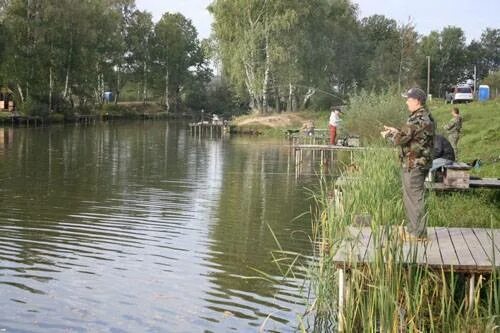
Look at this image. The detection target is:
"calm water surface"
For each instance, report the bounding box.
[0,123,315,332]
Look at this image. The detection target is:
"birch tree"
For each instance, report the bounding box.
[151,13,204,113]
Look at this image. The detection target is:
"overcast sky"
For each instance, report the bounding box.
[135,0,499,41]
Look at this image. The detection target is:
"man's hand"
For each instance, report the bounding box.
[381,125,399,139]
[383,125,398,133]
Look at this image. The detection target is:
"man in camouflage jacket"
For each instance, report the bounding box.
[444,107,462,159]
[382,87,435,240]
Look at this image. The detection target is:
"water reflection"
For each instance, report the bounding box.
[0,123,313,332]
[0,127,14,157]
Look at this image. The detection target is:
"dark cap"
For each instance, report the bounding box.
[402,87,426,104]
[331,107,343,113]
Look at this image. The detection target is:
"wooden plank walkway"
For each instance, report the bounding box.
[426,178,500,190]
[292,144,369,151]
[333,226,500,331]
[470,178,500,188]
[333,227,500,273]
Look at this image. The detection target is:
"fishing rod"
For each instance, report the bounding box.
[275,83,347,103]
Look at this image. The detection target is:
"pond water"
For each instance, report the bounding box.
[0,123,317,332]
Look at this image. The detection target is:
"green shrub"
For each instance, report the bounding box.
[47,113,65,123]
[343,88,407,143]
[101,103,136,117]
[20,98,49,117]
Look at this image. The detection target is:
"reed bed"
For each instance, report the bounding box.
[307,148,500,332]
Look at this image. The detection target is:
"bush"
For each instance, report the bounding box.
[75,104,95,116]
[482,71,500,99]
[51,95,74,117]
[343,89,407,143]
[101,103,139,117]
[47,113,64,122]
[20,98,49,117]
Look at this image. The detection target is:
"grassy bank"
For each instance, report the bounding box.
[279,92,499,331]
[230,110,329,137]
[307,148,499,332]
[0,102,181,124]
[431,100,500,176]
[231,99,500,232]
[232,94,499,174]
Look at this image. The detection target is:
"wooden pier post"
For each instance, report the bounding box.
[468,274,476,312]
[338,268,345,332]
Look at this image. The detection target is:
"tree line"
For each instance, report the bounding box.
[0,0,498,117]
[209,0,499,114]
[0,0,212,116]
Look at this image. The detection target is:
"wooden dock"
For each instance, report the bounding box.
[333,226,500,330]
[292,144,375,178]
[290,129,328,146]
[189,122,228,138]
[293,144,369,152]
[75,114,99,124]
[426,178,500,190]
[5,115,44,127]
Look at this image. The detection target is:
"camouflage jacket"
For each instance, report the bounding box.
[389,107,435,170]
[444,116,462,135]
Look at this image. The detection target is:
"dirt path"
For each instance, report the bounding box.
[234,113,307,128]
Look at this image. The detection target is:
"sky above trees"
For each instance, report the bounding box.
[136,0,499,41]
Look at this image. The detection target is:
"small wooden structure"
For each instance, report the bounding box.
[333,226,500,331]
[427,177,500,190]
[292,144,375,178]
[290,129,329,146]
[75,114,100,124]
[189,121,228,139]
[0,86,15,112]
[442,163,471,188]
[427,163,500,190]
[290,131,360,147]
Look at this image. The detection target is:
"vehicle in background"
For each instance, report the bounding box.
[445,85,474,104]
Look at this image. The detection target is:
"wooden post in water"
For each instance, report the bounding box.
[338,268,345,332]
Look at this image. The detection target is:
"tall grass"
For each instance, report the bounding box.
[341,91,499,227]
[343,89,407,143]
[308,148,500,332]
[304,91,499,331]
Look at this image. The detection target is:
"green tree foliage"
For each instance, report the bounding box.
[151,13,208,112]
[209,0,357,114]
[1,0,130,113]
[482,71,500,97]
[417,26,468,96]
[125,10,154,103]
[210,1,497,111]
[0,0,497,117]
[467,28,500,80]
[343,15,419,93]
[324,0,362,95]
[359,15,401,89]
[0,0,210,115]
[479,28,500,73]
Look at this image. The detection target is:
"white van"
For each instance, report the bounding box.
[451,85,473,103]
